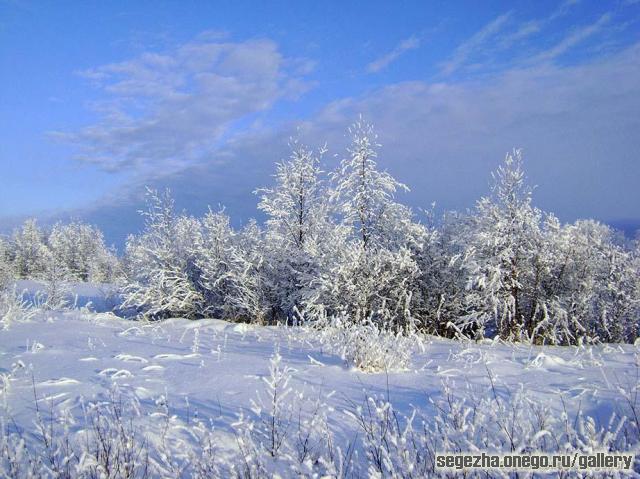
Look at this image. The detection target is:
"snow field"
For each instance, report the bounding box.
[1,309,639,477]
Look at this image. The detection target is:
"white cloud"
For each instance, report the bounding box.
[53,38,313,174]
[366,35,420,73]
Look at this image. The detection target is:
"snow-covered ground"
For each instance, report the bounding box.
[1,285,639,477]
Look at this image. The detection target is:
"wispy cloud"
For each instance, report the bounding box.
[367,35,420,73]
[443,2,613,76]
[441,12,512,75]
[497,0,579,49]
[533,12,612,62]
[549,0,581,21]
[501,0,581,46]
[506,20,543,43]
[52,37,314,174]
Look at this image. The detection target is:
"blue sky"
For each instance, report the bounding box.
[1,0,639,246]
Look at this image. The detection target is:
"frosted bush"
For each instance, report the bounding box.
[231,349,344,477]
[249,349,294,458]
[316,313,415,372]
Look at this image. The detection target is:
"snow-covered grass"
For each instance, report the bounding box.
[1,294,639,477]
[0,286,36,330]
[311,314,417,372]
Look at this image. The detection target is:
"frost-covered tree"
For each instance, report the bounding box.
[464,149,546,341]
[306,119,423,328]
[48,221,120,282]
[331,117,412,251]
[258,140,327,251]
[542,219,639,344]
[123,189,204,320]
[11,219,49,279]
[588,228,638,343]
[308,242,419,329]
[461,150,639,345]
[193,208,238,319]
[88,246,122,283]
[37,247,71,309]
[411,210,473,336]
[257,140,330,321]
[223,220,273,324]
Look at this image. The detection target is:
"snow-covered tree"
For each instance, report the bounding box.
[257,140,330,321]
[308,119,423,330]
[542,219,639,344]
[331,117,412,251]
[11,219,49,279]
[88,246,122,283]
[411,210,473,336]
[48,221,120,282]
[37,247,71,309]
[123,189,204,320]
[464,149,546,341]
[461,150,639,345]
[308,242,419,329]
[590,228,638,343]
[223,220,273,324]
[258,140,327,251]
[193,208,238,319]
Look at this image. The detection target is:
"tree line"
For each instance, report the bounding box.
[1,119,638,344]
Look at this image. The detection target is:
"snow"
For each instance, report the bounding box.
[1,302,639,475]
